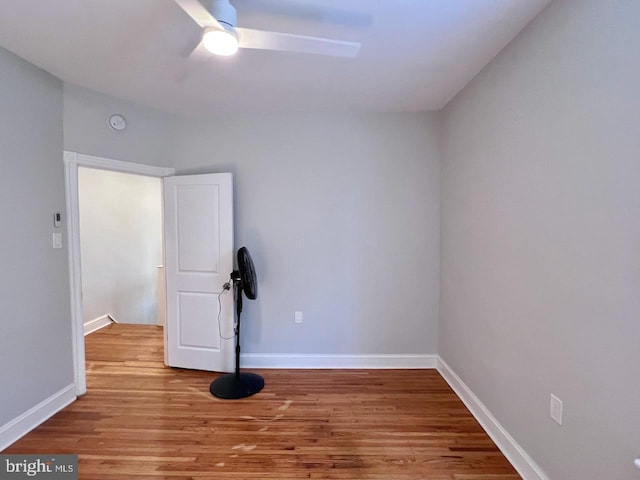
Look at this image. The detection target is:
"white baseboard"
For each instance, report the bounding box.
[84,314,115,336]
[240,353,438,369]
[436,358,549,480]
[0,384,76,452]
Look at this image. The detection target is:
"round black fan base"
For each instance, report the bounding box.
[210,372,265,399]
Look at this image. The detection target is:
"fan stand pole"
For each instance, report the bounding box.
[234,286,242,379]
[210,284,265,399]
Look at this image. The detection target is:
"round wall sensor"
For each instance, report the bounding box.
[109,114,126,131]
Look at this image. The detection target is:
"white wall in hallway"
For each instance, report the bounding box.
[79,167,162,325]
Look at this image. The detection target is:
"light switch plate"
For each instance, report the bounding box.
[53,233,63,249]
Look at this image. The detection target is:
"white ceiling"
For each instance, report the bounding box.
[0,0,551,116]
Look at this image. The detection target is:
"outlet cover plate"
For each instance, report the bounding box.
[550,394,563,425]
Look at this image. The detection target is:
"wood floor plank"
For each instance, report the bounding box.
[3,324,520,479]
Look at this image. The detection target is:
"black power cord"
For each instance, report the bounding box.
[217,282,237,340]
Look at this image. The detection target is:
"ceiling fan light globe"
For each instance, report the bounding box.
[203,29,239,56]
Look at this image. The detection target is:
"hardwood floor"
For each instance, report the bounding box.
[4,324,520,479]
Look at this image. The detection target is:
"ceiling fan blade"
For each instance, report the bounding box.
[186,38,212,59]
[236,27,360,58]
[236,0,373,28]
[174,0,224,30]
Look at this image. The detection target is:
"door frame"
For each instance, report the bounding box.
[63,151,175,396]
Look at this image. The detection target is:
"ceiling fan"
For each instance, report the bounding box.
[174,0,361,58]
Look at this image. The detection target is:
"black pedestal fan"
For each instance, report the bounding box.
[210,247,264,399]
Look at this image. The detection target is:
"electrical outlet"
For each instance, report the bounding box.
[294,311,303,324]
[550,394,563,425]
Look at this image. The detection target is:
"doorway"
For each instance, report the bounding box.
[78,166,163,330]
[64,151,175,395]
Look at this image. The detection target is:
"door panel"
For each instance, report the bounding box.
[163,173,234,372]
[178,292,220,349]
[176,184,220,272]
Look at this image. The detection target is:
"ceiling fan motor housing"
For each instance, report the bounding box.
[210,0,237,27]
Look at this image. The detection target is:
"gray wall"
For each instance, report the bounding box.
[62,86,441,355]
[0,48,73,426]
[440,1,640,479]
[64,83,175,167]
[171,113,441,354]
[79,167,162,325]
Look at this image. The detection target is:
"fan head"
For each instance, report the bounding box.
[237,247,257,300]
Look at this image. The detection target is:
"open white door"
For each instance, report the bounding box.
[163,173,234,372]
